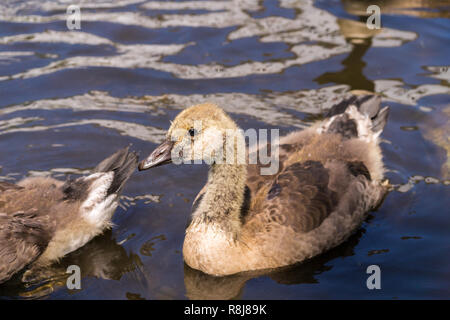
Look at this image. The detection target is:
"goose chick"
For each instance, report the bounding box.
[0,147,138,284]
[139,95,389,276]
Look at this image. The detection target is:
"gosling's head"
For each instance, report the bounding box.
[139,103,241,171]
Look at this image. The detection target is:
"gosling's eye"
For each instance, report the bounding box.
[188,128,197,137]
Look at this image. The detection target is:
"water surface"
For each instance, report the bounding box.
[0,0,449,299]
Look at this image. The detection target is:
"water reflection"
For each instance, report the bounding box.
[315,38,374,91]
[0,230,142,299]
[422,105,450,179]
[0,0,448,299]
[0,0,419,82]
[341,0,450,18]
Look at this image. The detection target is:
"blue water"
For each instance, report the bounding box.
[0,0,449,299]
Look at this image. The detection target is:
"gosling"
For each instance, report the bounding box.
[0,147,138,283]
[139,95,389,276]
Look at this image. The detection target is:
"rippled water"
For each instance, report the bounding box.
[0,0,449,299]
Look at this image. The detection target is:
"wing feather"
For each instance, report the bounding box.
[257,160,339,233]
[0,211,51,284]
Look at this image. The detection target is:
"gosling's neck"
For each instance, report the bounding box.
[191,162,247,237]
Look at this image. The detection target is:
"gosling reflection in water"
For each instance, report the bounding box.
[0,230,143,299]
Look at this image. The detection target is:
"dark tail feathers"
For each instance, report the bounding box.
[325,94,389,136]
[95,146,139,196]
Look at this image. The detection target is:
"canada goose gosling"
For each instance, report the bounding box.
[0,147,138,283]
[139,97,389,276]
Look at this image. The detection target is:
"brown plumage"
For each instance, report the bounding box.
[0,147,138,284]
[139,94,389,276]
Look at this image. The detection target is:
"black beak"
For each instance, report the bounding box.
[138,140,174,171]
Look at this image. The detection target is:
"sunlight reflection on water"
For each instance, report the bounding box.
[0,0,449,299]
